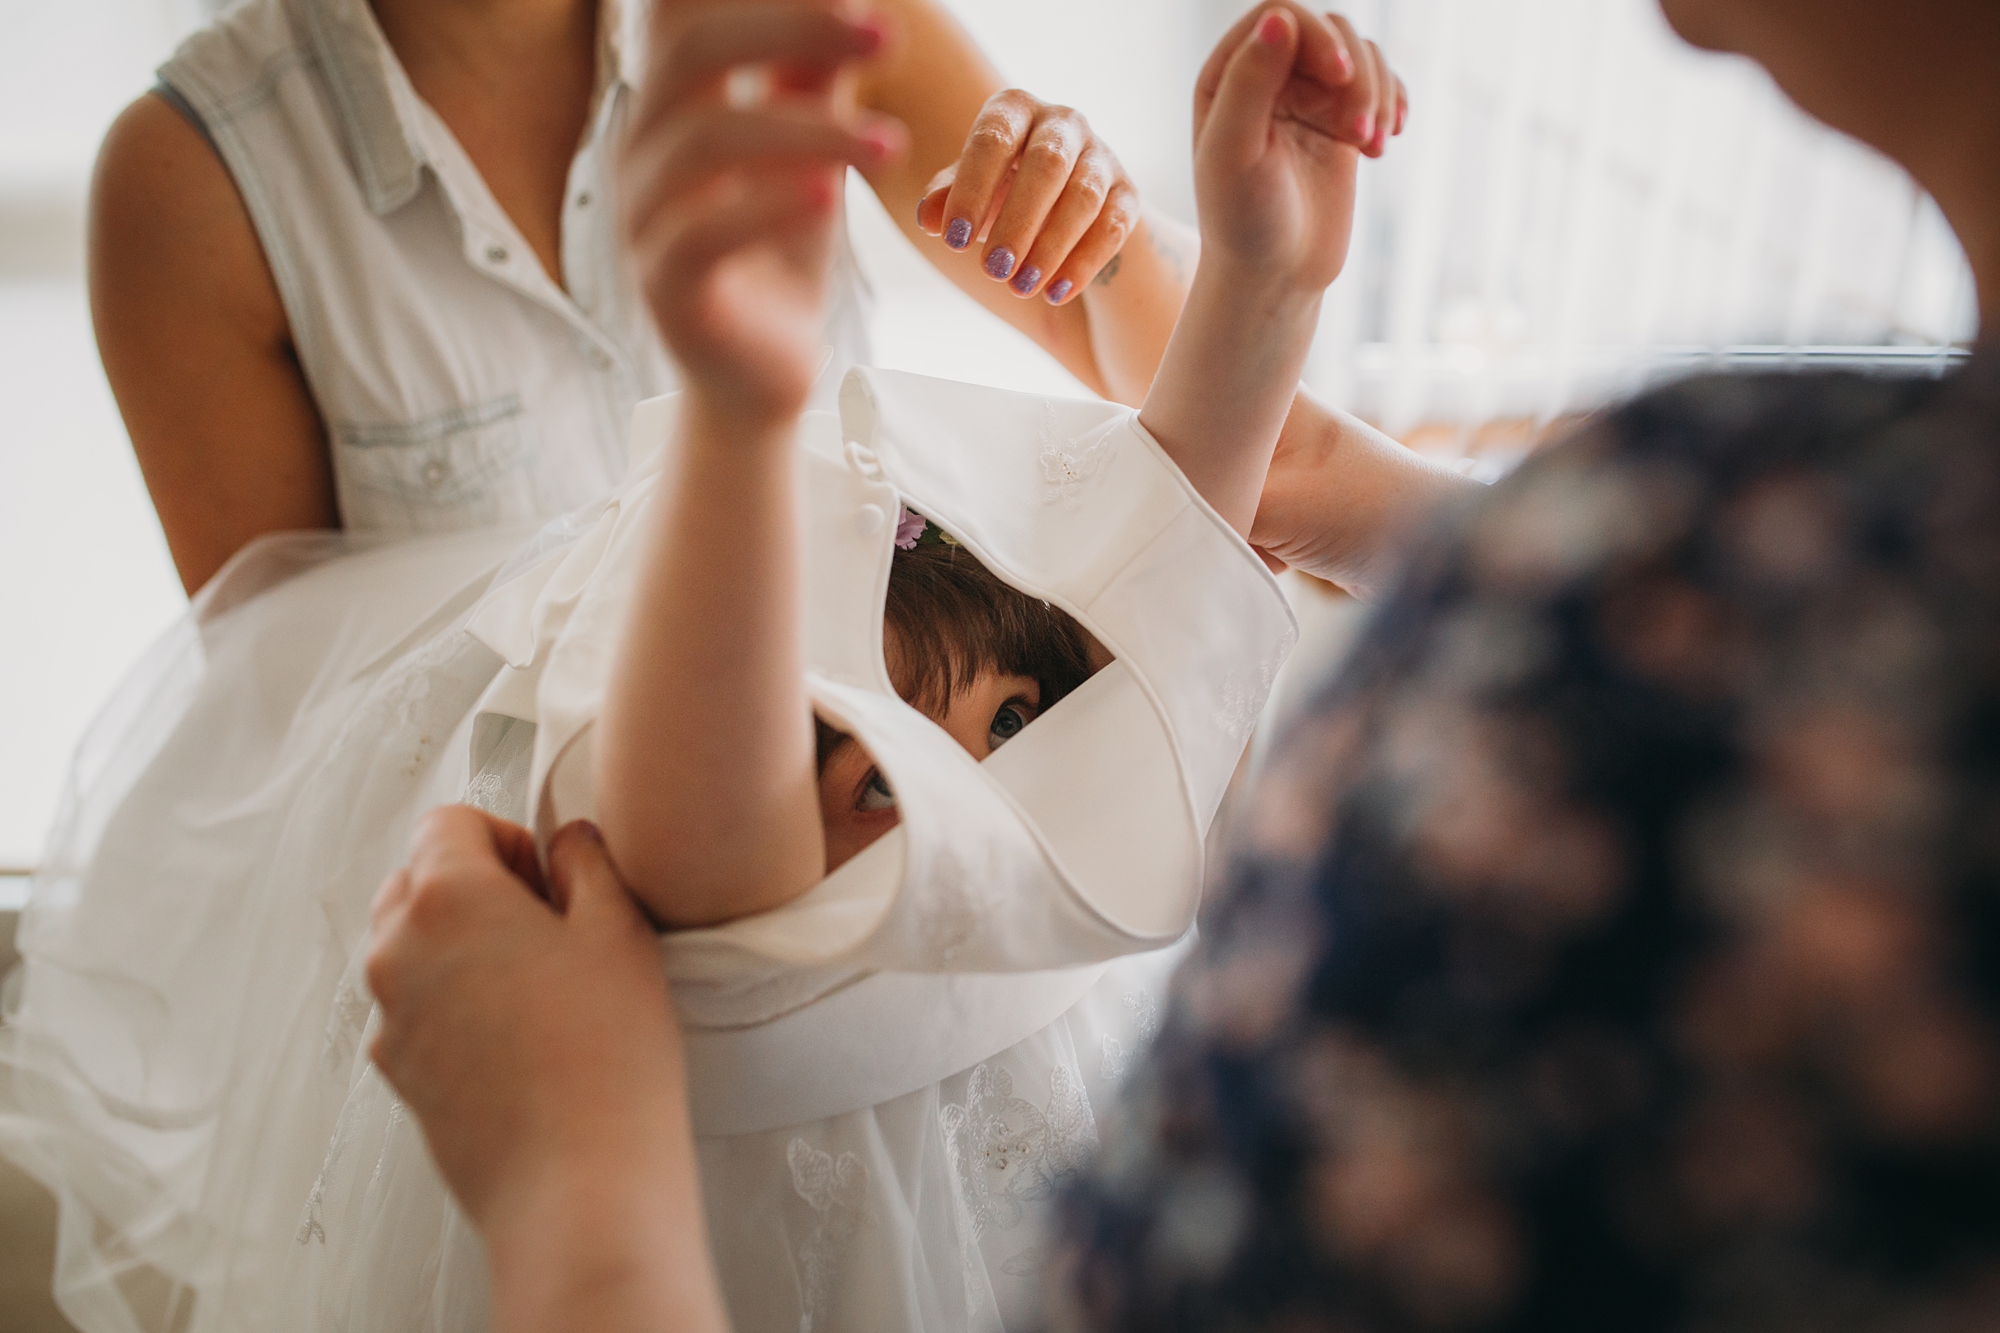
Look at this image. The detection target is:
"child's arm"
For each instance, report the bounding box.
[1140,4,1405,536]
[594,2,906,930]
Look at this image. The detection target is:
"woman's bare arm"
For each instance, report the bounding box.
[853,0,1191,405]
[90,93,336,596]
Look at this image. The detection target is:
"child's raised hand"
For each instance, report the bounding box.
[623,1,907,433]
[1191,4,1405,297]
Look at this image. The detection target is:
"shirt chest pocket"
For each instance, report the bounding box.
[332,396,544,535]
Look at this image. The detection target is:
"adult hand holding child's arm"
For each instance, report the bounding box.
[366,811,728,1333]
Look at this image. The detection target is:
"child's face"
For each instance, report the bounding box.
[817,670,1042,873]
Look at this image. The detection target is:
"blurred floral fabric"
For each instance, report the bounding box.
[1055,353,2000,1332]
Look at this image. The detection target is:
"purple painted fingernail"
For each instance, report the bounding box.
[1045,278,1073,305]
[945,218,973,250]
[985,246,1015,281]
[1010,264,1041,296]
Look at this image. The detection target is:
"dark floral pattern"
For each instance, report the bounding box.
[1055,356,2000,1332]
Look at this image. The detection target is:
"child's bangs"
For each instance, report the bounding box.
[884,542,1093,717]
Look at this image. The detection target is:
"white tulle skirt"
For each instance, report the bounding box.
[0,523,1176,1333]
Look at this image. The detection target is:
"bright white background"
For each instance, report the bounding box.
[0,0,1975,884]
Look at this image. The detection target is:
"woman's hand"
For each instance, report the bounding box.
[622,0,907,432]
[913,91,1139,305]
[366,811,730,1333]
[1192,3,1406,295]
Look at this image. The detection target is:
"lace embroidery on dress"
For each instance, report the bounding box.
[1098,989,1162,1082]
[1038,404,1116,509]
[462,769,508,816]
[941,1062,1099,1241]
[1216,659,1278,745]
[918,877,979,966]
[787,1136,868,1333]
[322,629,476,784]
[322,977,375,1073]
[369,1099,408,1188]
[296,1102,364,1246]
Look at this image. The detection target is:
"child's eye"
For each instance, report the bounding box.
[857,769,896,812]
[988,703,1031,751]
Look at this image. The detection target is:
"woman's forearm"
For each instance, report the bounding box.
[485,1151,728,1333]
[1253,389,1476,597]
[595,395,825,929]
[1073,210,1198,406]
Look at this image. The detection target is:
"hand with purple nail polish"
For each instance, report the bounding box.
[913,88,1145,304]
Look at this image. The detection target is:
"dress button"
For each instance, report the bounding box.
[590,348,614,371]
[574,191,592,209]
[854,504,886,537]
[485,244,508,265]
[421,459,449,488]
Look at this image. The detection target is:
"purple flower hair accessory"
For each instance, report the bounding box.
[894,506,927,550]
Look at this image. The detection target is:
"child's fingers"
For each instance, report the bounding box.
[1369,43,1400,156]
[1196,1,1351,131]
[626,105,901,221]
[1203,7,1303,170]
[645,171,843,307]
[980,111,1091,291]
[1038,184,1140,305]
[936,89,1040,253]
[1322,14,1384,151]
[642,2,882,120]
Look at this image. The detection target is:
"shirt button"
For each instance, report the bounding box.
[421,459,449,487]
[574,191,592,209]
[485,244,508,265]
[590,348,614,371]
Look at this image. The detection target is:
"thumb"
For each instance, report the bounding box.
[1203,7,1298,166]
[546,820,637,928]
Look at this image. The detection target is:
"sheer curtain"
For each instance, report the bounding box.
[1302,0,1975,445]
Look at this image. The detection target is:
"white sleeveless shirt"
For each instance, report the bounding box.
[158,0,873,536]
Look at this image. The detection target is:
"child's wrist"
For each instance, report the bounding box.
[682,385,800,457]
[1190,253,1326,319]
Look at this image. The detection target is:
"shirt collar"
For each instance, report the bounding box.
[286,0,640,217]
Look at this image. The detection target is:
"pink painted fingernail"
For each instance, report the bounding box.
[985,246,1016,281]
[945,218,973,250]
[1257,11,1288,44]
[1355,112,1375,143]
[1045,278,1073,305]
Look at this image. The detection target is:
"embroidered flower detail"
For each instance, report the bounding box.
[1217,661,1279,745]
[462,770,509,816]
[322,977,375,1074]
[1037,403,1115,508]
[787,1137,868,1332]
[894,507,927,550]
[1100,990,1163,1081]
[941,1062,1099,1240]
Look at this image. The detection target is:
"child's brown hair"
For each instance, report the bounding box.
[815,544,1095,768]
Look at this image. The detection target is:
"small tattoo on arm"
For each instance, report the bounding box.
[1093,251,1123,288]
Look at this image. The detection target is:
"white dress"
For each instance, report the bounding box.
[0,370,1296,1333]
